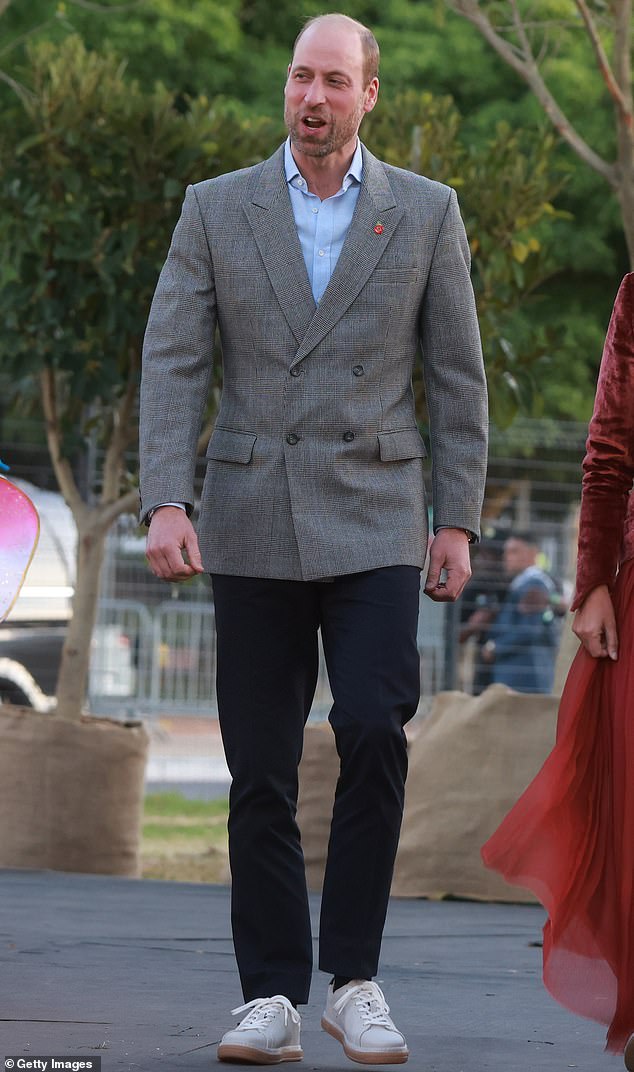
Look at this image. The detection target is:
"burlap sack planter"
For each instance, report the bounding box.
[392,685,558,902]
[297,722,340,891]
[0,704,149,876]
[297,688,559,902]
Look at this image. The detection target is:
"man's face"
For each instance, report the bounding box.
[284,21,379,160]
[503,538,537,578]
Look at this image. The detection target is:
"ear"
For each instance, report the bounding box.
[363,77,379,114]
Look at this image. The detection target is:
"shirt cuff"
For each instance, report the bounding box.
[148,502,187,521]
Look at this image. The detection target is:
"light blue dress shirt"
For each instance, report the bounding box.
[284,137,363,304]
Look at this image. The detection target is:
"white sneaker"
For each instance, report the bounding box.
[321,979,409,1065]
[217,995,303,1065]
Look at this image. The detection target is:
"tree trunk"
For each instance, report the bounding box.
[617,138,634,270]
[617,180,634,271]
[447,1,632,262]
[54,517,108,721]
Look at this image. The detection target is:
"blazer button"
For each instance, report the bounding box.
[342,431,355,443]
[286,433,300,445]
[290,366,304,377]
[352,364,365,376]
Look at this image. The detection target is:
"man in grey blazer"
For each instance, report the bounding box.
[140,12,487,1066]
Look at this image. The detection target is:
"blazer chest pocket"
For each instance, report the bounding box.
[378,428,427,462]
[371,267,419,285]
[206,427,257,464]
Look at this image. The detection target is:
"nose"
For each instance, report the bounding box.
[303,78,326,106]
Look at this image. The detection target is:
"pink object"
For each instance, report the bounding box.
[0,475,40,622]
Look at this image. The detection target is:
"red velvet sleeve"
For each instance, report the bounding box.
[571,273,634,610]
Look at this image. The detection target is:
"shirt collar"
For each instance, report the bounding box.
[284,137,363,193]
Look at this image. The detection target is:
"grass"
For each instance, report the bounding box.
[141,791,230,883]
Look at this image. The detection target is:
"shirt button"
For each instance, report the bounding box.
[312,206,319,214]
[318,249,325,257]
[352,365,365,377]
[290,366,304,377]
[342,431,355,443]
[286,433,300,445]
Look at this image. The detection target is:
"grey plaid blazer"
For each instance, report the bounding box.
[139,143,488,581]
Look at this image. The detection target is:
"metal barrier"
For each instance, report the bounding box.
[89,600,152,706]
[89,591,446,719]
[150,601,216,708]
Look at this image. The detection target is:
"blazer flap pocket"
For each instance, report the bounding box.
[378,428,427,462]
[206,427,257,464]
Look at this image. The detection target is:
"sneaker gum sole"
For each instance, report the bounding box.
[217,1042,303,1065]
[321,1016,409,1065]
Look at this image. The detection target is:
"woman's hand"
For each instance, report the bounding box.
[572,584,618,660]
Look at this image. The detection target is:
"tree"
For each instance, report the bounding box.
[2,0,616,423]
[0,35,279,720]
[364,90,568,424]
[445,0,634,266]
[0,0,245,106]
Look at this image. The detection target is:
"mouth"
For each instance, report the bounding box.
[302,116,327,131]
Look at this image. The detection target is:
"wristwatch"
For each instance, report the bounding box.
[438,526,477,543]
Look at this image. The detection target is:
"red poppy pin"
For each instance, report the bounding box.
[373,222,384,235]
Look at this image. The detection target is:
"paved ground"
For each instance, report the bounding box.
[0,869,617,1072]
[145,717,230,798]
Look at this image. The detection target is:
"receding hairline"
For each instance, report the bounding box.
[292,13,380,87]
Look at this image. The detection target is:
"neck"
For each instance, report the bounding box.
[290,140,358,200]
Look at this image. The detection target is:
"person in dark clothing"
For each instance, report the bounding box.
[482,531,560,694]
[459,537,506,694]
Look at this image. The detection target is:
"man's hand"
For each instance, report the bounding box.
[146,506,205,582]
[573,584,618,660]
[424,528,471,602]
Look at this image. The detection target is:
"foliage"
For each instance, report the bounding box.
[1,30,569,445]
[0,35,279,459]
[0,34,281,719]
[444,1,633,266]
[364,92,569,425]
[1,0,624,422]
[0,0,244,101]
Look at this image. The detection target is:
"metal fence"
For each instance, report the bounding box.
[89,589,447,719]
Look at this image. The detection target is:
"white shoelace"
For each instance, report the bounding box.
[333,981,394,1027]
[231,994,300,1030]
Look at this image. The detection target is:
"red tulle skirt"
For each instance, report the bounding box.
[482,557,634,1054]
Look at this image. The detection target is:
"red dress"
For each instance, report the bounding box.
[482,273,634,1053]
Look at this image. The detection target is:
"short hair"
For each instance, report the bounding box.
[508,530,539,549]
[293,13,380,87]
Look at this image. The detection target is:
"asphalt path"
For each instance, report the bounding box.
[0,869,614,1072]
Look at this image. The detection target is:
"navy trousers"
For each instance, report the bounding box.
[211,566,421,1004]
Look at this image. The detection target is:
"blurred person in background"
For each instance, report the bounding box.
[458,534,506,694]
[481,531,560,694]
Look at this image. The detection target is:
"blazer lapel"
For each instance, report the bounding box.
[244,146,316,346]
[290,145,404,368]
